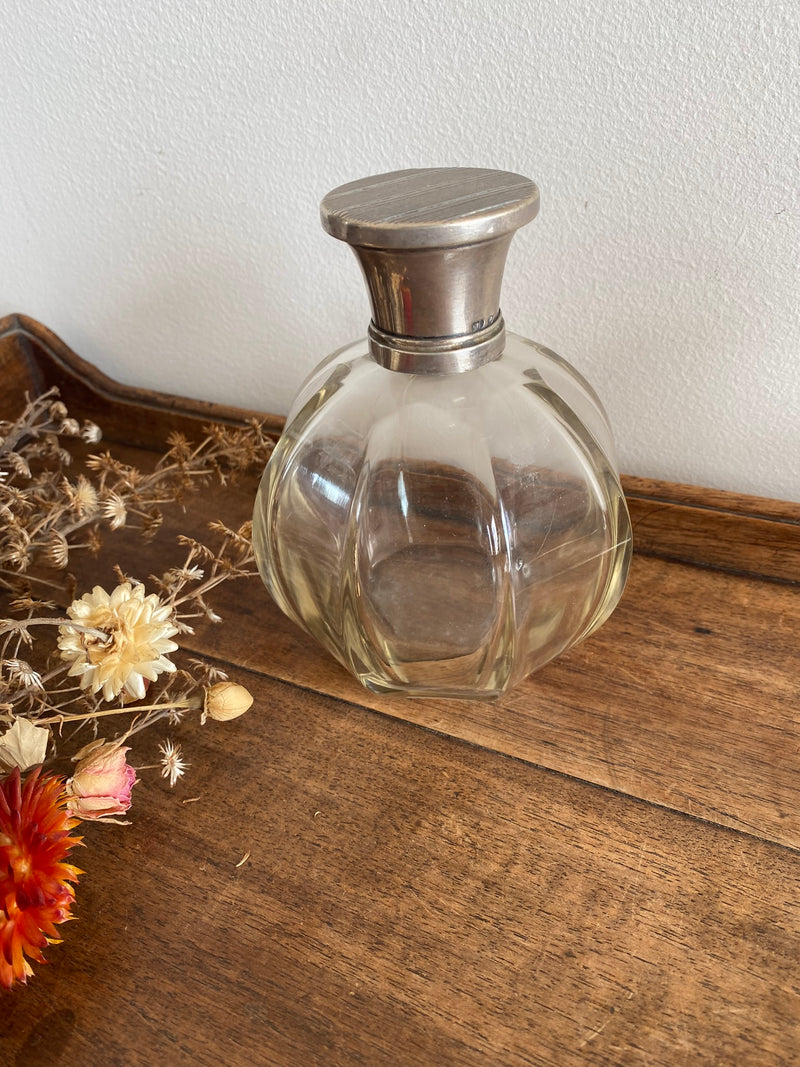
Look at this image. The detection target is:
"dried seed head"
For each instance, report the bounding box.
[4,536,31,571]
[58,418,81,436]
[101,491,127,530]
[49,400,68,421]
[3,660,44,691]
[87,527,103,555]
[45,530,70,569]
[203,682,253,722]
[5,452,31,479]
[80,421,102,444]
[71,475,99,517]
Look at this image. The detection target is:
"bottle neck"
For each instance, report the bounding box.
[367,315,506,374]
[351,233,512,374]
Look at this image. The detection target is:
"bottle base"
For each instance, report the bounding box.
[360,675,505,702]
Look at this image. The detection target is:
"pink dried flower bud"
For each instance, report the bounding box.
[203,682,253,722]
[65,740,136,821]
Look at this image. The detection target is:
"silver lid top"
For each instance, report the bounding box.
[321,167,539,249]
[320,168,539,373]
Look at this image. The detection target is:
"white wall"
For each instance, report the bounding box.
[2,0,798,501]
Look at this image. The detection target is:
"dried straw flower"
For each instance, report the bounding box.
[57,583,179,701]
[0,767,82,988]
[3,660,44,692]
[66,474,99,517]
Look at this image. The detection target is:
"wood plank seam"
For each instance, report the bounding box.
[181,640,800,858]
[631,548,800,588]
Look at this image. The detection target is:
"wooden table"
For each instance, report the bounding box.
[1,314,798,1066]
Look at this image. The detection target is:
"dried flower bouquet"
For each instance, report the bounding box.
[0,387,273,988]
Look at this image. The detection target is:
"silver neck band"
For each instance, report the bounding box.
[368,315,506,375]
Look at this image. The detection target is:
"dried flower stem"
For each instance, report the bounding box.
[35,698,199,727]
[0,618,107,638]
[0,388,61,456]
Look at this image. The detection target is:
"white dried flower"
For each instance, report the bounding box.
[57,582,179,701]
[159,738,189,787]
[101,491,127,530]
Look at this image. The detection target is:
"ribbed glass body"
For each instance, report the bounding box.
[253,333,632,699]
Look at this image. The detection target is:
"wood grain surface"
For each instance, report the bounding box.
[2,672,799,1067]
[1,316,799,1065]
[98,467,800,853]
[623,481,800,584]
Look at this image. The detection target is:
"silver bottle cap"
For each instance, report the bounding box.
[320,168,539,373]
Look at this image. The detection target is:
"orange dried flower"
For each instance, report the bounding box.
[0,767,82,988]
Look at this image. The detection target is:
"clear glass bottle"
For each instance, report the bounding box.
[253,168,632,699]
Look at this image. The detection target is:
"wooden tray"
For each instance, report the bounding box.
[1,313,798,1066]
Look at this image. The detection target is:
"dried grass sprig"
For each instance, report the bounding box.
[0,386,272,779]
[1,388,273,590]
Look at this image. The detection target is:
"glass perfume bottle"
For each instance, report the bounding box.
[253,168,632,699]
